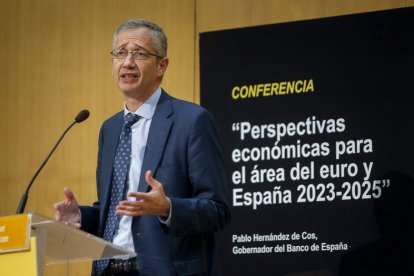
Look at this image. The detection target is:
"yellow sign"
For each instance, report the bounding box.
[0,214,31,253]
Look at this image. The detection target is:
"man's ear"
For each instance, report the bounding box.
[157,57,169,76]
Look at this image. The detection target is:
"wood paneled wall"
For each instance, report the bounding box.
[0,0,412,275]
[194,0,414,102]
[0,1,195,274]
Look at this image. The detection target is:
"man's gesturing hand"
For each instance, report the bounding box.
[53,187,81,228]
[116,170,171,218]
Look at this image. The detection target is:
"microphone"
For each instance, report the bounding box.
[16,109,90,214]
[75,109,90,123]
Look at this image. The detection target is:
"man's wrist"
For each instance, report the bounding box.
[159,198,172,226]
[77,208,82,224]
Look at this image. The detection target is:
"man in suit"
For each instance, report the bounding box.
[54,19,231,276]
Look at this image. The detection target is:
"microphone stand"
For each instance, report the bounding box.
[16,110,89,214]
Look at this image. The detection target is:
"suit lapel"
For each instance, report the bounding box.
[138,91,173,192]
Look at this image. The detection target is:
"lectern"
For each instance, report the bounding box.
[0,213,136,275]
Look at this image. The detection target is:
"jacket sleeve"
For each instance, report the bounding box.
[78,124,104,236]
[168,109,231,235]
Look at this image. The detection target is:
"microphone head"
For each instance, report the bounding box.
[75,109,90,123]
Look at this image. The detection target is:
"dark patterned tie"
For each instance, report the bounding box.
[94,113,139,275]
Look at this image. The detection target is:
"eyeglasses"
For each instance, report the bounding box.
[110,48,163,60]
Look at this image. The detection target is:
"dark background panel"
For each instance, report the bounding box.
[200,7,414,276]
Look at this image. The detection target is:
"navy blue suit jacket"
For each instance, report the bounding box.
[80,90,231,275]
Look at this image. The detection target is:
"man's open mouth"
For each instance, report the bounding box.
[121,73,138,80]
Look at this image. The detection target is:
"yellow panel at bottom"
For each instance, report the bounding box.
[0,236,38,276]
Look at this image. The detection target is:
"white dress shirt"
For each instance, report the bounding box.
[112,88,162,252]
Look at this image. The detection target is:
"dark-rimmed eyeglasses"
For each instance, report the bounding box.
[110,48,163,60]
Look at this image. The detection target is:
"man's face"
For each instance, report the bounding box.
[111,28,167,99]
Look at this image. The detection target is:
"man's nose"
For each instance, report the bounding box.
[122,53,136,67]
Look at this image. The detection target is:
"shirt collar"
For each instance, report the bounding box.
[123,87,162,119]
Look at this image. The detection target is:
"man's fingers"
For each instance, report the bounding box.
[53,200,67,212]
[145,170,160,189]
[127,191,142,198]
[127,191,151,201]
[54,211,62,221]
[63,221,81,229]
[116,204,146,217]
[63,187,75,201]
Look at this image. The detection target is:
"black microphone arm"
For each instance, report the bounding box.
[16,109,90,214]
